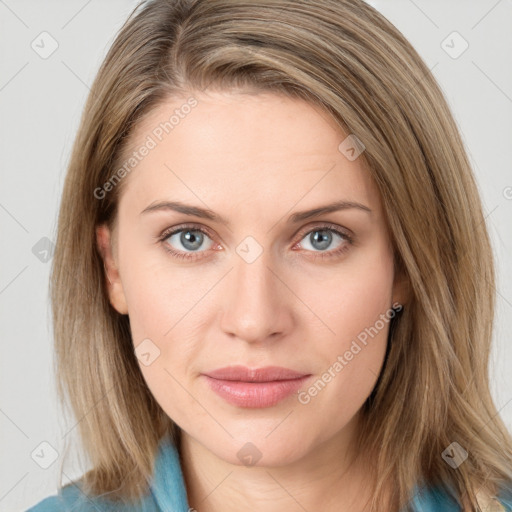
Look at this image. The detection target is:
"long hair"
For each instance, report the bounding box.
[50,0,512,510]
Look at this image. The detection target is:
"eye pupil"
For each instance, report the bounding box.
[310,230,332,250]
[181,230,203,251]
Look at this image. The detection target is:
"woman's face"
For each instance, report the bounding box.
[97,90,404,467]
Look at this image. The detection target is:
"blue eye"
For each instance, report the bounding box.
[167,229,212,252]
[160,226,215,259]
[300,228,344,252]
[293,224,353,261]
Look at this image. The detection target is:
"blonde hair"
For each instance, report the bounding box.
[50,0,512,510]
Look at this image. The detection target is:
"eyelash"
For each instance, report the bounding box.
[157,222,354,262]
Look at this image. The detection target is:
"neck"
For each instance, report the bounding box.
[179,413,381,512]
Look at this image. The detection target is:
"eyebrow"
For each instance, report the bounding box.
[139,199,372,226]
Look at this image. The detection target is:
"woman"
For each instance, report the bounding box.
[27,0,512,510]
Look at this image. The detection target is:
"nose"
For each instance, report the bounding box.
[219,250,294,345]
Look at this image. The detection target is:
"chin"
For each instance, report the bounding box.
[207,435,313,468]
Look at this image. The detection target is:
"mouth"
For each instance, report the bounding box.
[202,365,312,408]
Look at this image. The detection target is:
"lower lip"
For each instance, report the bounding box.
[203,375,311,408]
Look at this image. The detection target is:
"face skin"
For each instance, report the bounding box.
[96,90,405,512]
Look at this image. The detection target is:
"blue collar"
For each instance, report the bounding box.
[149,434,191,511]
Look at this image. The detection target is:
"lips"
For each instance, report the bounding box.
[202,365,312,408]
[203,365,309,382]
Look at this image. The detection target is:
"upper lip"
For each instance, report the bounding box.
[203,365,310,382]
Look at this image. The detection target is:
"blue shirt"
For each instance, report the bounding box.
[27,434,512,511]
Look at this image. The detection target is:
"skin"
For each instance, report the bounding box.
[96,90,406,512]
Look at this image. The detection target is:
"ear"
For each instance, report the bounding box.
[96,223,128,315]
[391,266,410,309]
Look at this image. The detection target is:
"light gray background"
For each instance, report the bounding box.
[1,1,511,510]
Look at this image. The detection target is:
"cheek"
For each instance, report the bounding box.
[296,245,395,398]
[301,243,395,347]
[118,233,187,343]
[117,242,207,411]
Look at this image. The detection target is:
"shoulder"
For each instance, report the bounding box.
[26,481,160,512]
[408,481,512,512]
[408,482,460,511]
[494,482,512,511]
[474,482,512,511]
[26,434,188,512]
[26,483,84,511]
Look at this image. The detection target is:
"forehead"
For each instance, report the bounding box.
[117,90,380,217]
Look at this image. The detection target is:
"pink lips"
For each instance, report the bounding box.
[202,365,312,408]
